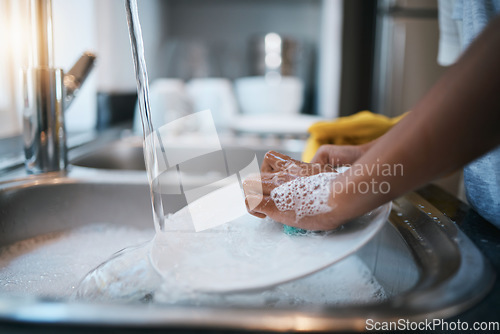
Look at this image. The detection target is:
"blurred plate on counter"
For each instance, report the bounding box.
[230,114,325,136]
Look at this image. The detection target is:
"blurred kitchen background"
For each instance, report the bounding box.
[0,0,447,135]
[1,0,466,197]
[8,0,468,193]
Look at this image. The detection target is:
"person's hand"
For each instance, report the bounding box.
[261,150,335,176]
[243,171,347,230]
[243,151,344,231]
[310,144,369,166]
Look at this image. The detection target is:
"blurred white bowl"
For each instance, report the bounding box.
[186,78,238,130]
[133,79,194,134]
[234,76,304,115]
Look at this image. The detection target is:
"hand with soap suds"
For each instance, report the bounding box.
[243,152,345,231]
[310,143,375,166]
[261,151,336,176]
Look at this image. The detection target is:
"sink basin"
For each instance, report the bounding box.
[71,136,303,172]
[0,136,495,332]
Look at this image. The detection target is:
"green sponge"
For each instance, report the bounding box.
[283,225,308,235]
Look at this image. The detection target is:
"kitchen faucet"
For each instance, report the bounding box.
[22,0,95,174]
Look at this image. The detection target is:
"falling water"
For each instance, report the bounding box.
[72,0,171,301]
[125,0,165,232]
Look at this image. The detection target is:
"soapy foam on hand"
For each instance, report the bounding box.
[270,172,339,220]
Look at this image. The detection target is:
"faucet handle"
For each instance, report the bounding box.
[64,52,96,107]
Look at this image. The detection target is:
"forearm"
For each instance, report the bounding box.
[330,15,500,222]
[246,16,500,230]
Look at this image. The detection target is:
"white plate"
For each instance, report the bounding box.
[230,114,325,136]
[149,202,391,293]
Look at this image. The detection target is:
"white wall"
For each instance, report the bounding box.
[95,0,164,92]
[0,0,23,138]
[0,0,158,136]
[0,0,99,137]
[53,0,98,132]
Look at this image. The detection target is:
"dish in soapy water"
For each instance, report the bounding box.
[150,202,391,293]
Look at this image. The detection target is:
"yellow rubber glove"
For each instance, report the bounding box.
[302,111,407,162]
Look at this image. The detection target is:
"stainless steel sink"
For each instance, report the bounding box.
[71,136,304,172]
[0,136,495,332]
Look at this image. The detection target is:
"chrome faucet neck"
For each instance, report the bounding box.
[22,0,95,174]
